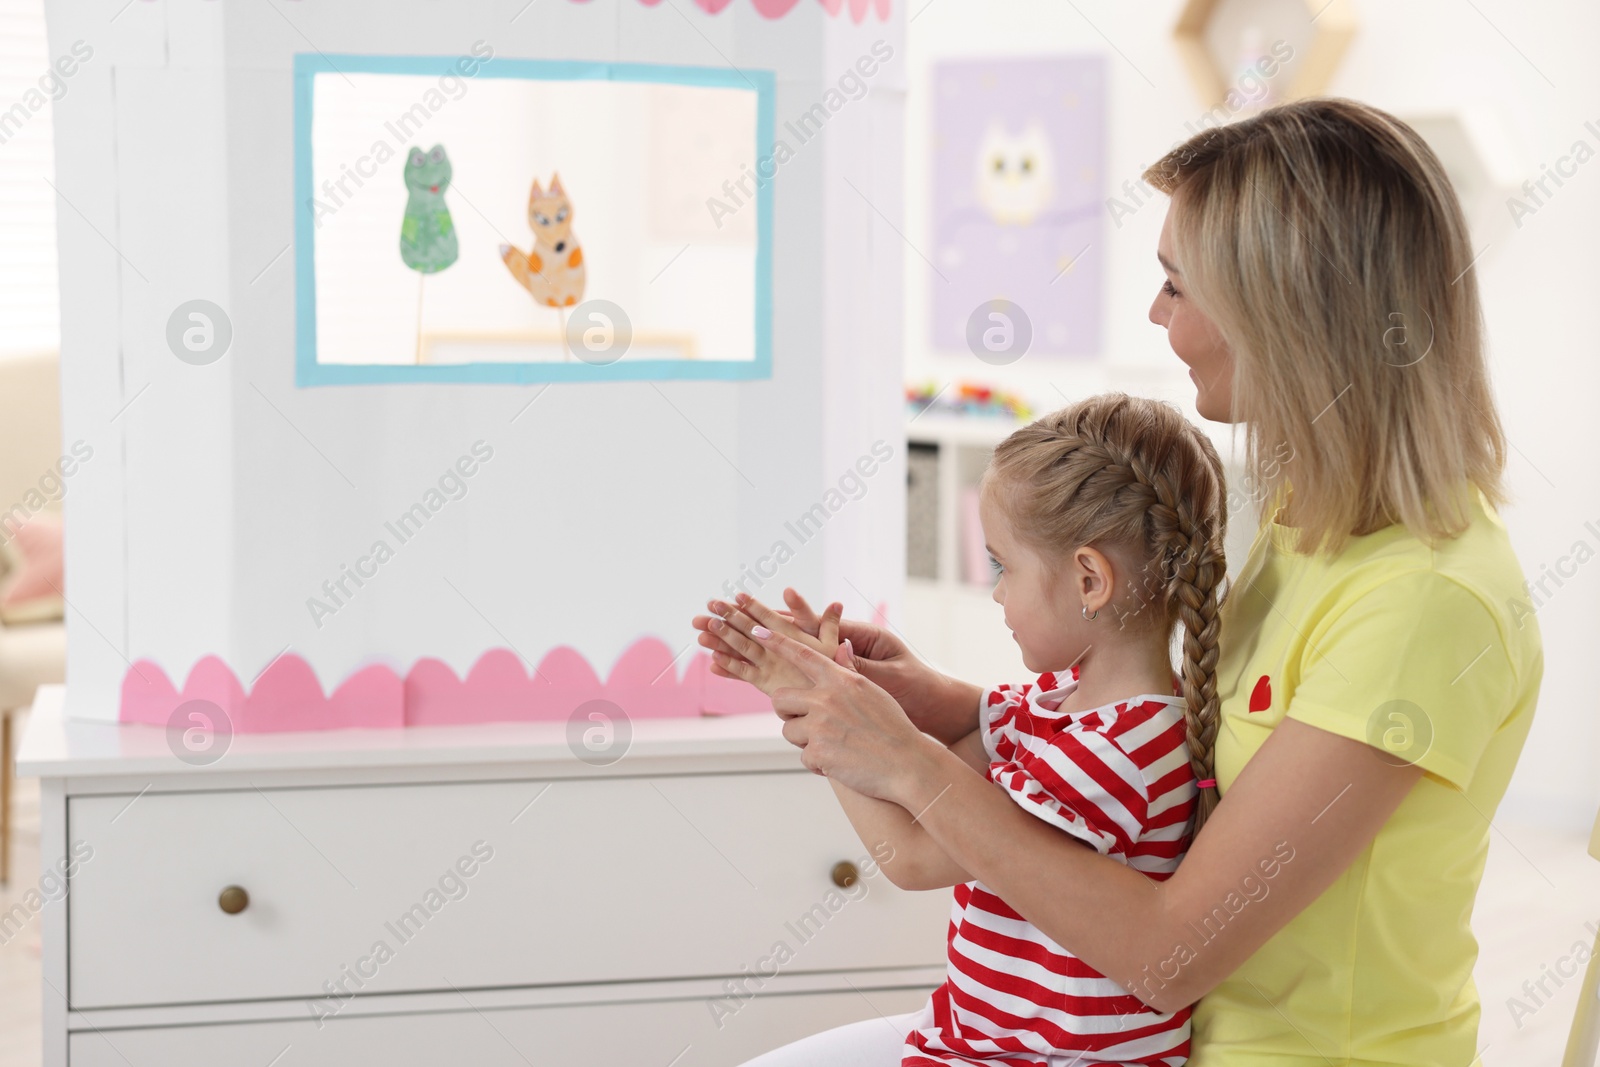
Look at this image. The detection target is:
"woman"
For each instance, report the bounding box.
[704,98,1543,1065]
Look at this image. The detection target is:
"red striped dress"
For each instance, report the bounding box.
[903,667,1197,1067]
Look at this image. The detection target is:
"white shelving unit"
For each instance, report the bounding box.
[902,413,1031,686]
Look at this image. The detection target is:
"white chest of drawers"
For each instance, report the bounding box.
[18,687,948,1066]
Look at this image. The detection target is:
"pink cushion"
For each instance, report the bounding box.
[0,513,64,625]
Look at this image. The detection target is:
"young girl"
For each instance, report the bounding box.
[699,392,1230,1066]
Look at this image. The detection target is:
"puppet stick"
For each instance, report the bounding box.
[559,304,570,361]
[414,272,425,363]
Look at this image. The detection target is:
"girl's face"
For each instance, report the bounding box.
[1149,206,1238,424]
[979,485,1104,675]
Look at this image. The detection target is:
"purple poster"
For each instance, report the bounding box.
[930,55,1106,359]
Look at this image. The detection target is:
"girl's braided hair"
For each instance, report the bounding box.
[985,392,1230,829]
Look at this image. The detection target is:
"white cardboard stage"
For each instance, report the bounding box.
[47,0,907,725]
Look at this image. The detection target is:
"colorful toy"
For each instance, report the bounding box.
[400,145,459,273]
[500,173,588,358]
[399,144,459,361]
[498,173,587,308]
[906,380,1034,421]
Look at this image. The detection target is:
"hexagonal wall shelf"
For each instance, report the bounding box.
[1402,107,1525,248]
[1173,0,1357,113]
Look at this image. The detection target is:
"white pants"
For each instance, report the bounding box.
[737,1007,927,1066]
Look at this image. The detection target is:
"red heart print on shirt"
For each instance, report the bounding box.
[1248,675,1272,713]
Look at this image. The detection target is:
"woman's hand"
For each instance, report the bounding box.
[751,626,942,803]
[695,587,985,744]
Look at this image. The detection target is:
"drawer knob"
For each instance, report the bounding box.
[830,861,859,889]
[218,885,250,915]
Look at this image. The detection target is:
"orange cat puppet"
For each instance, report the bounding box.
[499,173,587,308]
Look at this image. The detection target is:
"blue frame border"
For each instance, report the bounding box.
[292,53,776,386]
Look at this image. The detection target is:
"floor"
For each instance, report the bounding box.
[0,710,42,1067]
[0,706,1595,1066]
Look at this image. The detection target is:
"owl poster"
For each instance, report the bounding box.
[931,56,1106,358]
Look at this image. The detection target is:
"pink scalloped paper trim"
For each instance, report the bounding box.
[570,0,890,22]
[120,654,404,733]
[121,596,892,733]
[814,0,892,22]
[120,637,774,733]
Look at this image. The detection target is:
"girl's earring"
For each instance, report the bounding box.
[1081,604,1098,621]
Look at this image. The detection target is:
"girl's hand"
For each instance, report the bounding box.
[770,587,844,640]
[692,589,842,682]
[693,587,984,744]
[755,588,986,745]
[694,597,843,697]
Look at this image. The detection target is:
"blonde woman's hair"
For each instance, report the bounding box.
[1144,97,1508,556]
[985,393,1228,829]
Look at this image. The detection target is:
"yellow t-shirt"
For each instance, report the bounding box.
[1190,484,1543,1066]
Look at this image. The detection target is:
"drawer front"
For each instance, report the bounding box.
[69,986,934,1066]
[69,773,948,1008]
